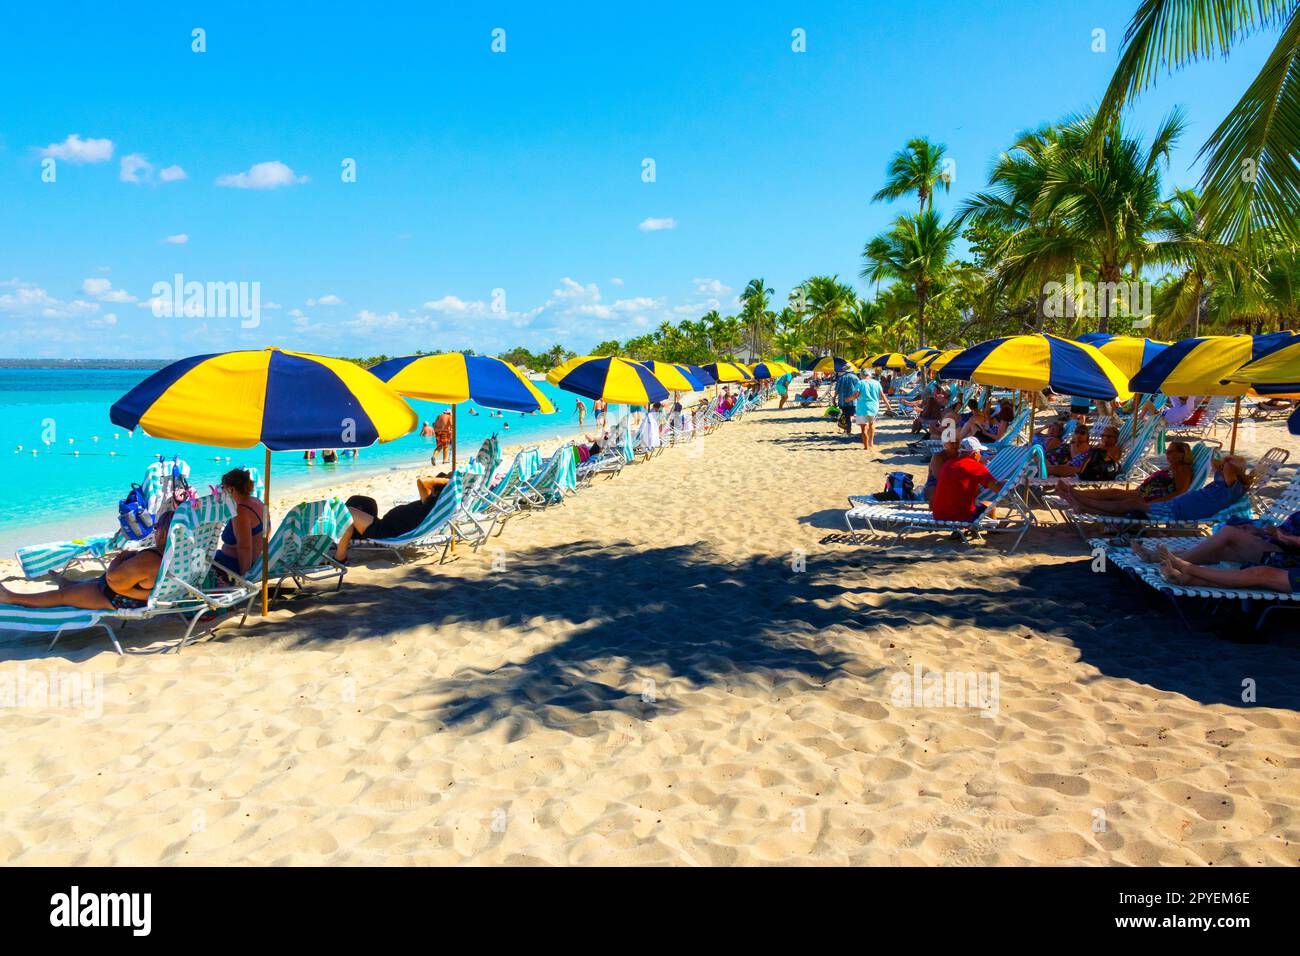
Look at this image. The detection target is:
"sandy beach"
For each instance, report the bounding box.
[1,398,1298,866]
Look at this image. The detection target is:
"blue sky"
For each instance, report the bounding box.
[0,0,1277,359]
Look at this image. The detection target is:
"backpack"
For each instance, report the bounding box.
[877,471,916,501]
[118,484,156,541]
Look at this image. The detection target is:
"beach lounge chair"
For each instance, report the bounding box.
[914,405,1032,458]
[15,456,194,579]
[844,444,1044,552]
[521,443,578,506]
[1166,396,1229,443]
[0,492,257,655]
[229,498,350,598]
[1055,443,1260,540]
[1089,535,1300,632]
[348,472,487,564]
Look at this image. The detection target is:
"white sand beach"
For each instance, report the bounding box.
[1,399,1298,866]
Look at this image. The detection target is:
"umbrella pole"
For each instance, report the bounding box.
[1229,396,1241,455]
[452,403,458,471]
[261,446,271,616]
[1023,393,1037,507]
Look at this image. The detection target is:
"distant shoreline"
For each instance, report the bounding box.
[0,359,168,369]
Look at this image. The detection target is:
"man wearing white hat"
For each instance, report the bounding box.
[930,436,1005,523]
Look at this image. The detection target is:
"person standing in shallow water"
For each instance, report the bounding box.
[575,399,586,427]
[433,408,453,465]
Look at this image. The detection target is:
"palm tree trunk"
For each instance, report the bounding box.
[916,288,928,347]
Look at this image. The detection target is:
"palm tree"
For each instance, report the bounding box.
[958,111,1185,333]
[840,298,885,357]
[800,276,858,355]
[861,211,960,346]
[1147,188,1241,336]
[1095,0,1300,245]
[872,137,952,212]
[740,278,774,358]
[772,329,808,366]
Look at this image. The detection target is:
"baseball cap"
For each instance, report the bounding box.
[959,436,987,454]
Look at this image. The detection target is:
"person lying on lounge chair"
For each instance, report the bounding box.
[0,511,173,610]
[335,473,451,561]
[1060,451,1251,521]
[1134,511,1300,594]
[1053,441,1193,514]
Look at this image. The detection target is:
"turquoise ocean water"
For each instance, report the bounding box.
[0,368,608,555]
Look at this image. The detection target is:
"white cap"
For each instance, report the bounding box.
[959,436,987,454]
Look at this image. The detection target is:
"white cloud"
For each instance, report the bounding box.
[81,277,136,303]
[0,279,101,320]
[39,133,113,164]
[158,165,187,182]
[638,217,677,232]
[693,277,730,297]
[216,160,309,189]
[349,309,420,332]
[161,233,189,244]
[423,294,489,316]
[307,294,343,306]
[89,312,118,329]
[610,277,624,286]
[119,153,153,184]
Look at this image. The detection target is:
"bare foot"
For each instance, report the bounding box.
[1160,555,1192,585]
[1133,540,1167,564]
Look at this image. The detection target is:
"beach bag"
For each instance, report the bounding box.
[118,484,156,541]
[876,471,916,501]
[1079,449,1120,481]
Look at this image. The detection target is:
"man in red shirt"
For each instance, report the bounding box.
[931,437,1004,522]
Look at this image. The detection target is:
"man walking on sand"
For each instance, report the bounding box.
[848,369,892,454]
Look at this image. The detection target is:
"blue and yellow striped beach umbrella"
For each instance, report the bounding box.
[1223,333,1300,387]
[866,352,917,370]
[748,361,787,380]
[111,347,417,614]
[702,361,755,383]
[546,355,670,404]
[369,352,555,413]
[111,347,417,448]
[941,333,1131,400]
[681,363,718,386]
[907,348,940,365]
[639,361,706,391]
[1130,334,1294,397]
[1092,336,1170,381]
[812,356,856,375]
[922,348,962,374]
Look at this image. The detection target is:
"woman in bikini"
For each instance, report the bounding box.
[0,511,174,610]
[212,468,266,578]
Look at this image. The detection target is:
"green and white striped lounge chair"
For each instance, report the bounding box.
[229,497,351,598]
[844,444,1044,552]
[349,472,486,564]
[0,492,257,655]
[1089,535,1300,632]
[521,443,578,507]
